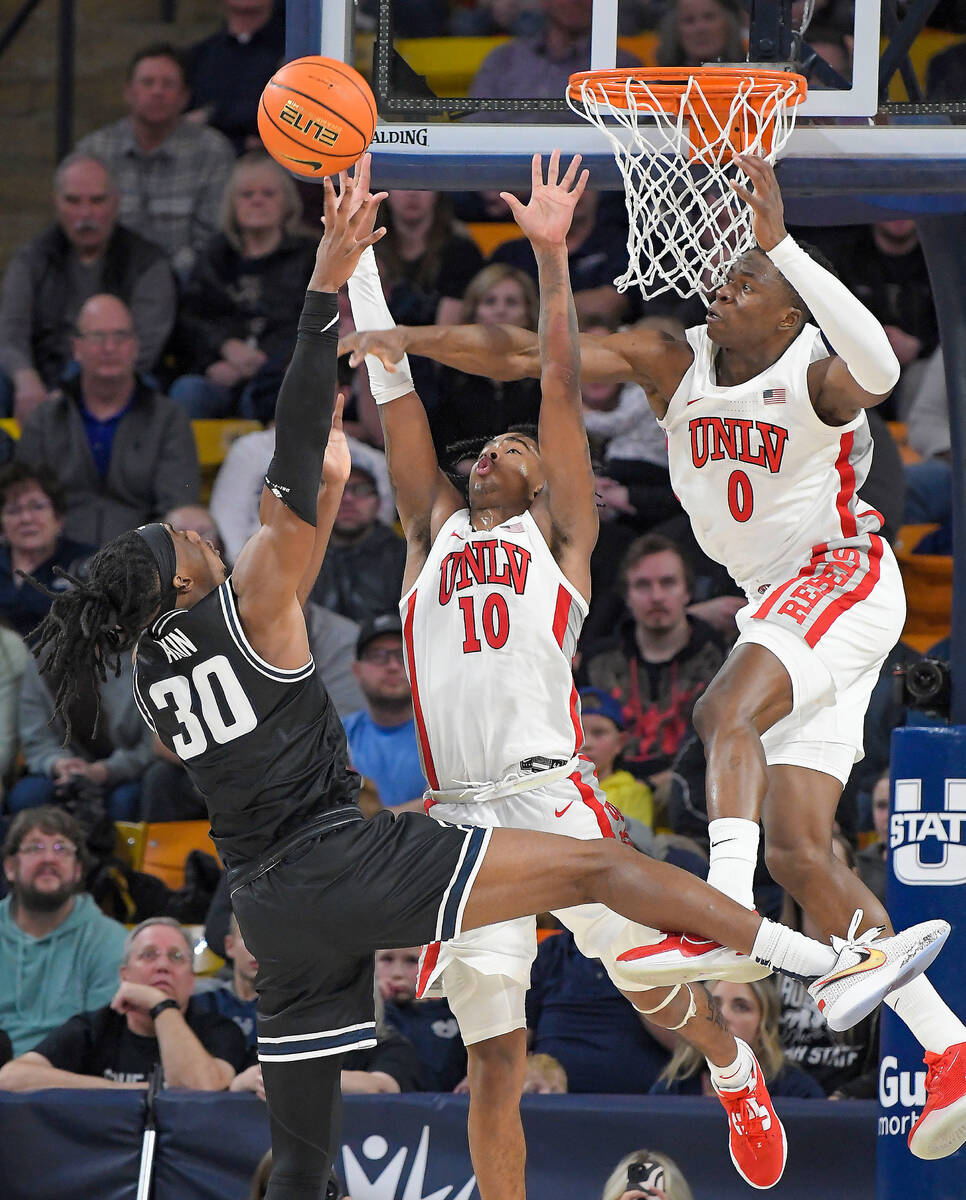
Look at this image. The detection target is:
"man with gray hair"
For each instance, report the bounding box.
[0,153,176,421]
[0,915,247,1091]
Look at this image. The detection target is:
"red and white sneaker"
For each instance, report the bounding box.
[616,932,772,985]
[908,1042,966,1160]
[713,1043,787,1190]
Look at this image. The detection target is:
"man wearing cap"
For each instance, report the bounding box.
[342,614,427,811]
[309,458,406,623]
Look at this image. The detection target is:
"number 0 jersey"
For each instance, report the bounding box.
[400,508,587,790]
[660,323,884,598]
[133,579,359,867]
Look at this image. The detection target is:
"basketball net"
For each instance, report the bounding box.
[566,68,807,302]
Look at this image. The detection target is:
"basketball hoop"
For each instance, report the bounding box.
[566,67,807,301]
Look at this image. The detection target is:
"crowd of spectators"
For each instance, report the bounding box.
[0,0,960,1162]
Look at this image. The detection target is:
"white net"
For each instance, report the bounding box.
[566,70,805,302]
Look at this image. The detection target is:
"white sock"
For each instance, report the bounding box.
[751,918,837,980]
[884,974,966,1055]
[706,818,759,909]
[709,1037,755,1092]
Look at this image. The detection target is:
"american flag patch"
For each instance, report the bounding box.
[763,388,786,404]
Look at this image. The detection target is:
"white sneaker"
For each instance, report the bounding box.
[808,909,949,1033]
[616,932,773,985]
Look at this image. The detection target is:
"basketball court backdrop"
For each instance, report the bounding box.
[283,3,965,1196]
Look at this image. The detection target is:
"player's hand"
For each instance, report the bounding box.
[500,150,590,251]
[341,328,408,371]
[110,981,171,1016]
[310,153,388,292]
[322,394,352,488]
[731,155,788,252]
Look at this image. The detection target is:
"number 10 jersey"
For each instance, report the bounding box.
[400,508,587,792]
[133,579,358,867]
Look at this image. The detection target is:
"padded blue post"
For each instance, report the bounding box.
[878,727,966,1195]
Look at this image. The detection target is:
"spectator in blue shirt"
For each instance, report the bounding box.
[14,293,199,547]
[343,615,427,810]
[194,911,257,1051]
[376,945,466,1092]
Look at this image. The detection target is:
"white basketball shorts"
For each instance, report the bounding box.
[735,534,906,784]
[416,757,672,1044]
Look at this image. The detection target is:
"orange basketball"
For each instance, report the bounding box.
[257,56,377,179]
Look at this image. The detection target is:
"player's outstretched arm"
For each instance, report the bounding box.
[233,159,386,661]
[501,152,598,577]
[341,320,646,388]
[346,240,463,557]
[733,155,900,422]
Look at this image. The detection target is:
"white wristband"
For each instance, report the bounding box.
[347,247,415,404]
[765,235,900,395]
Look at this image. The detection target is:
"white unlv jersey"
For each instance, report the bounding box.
[400,508,587,790]
[660,323,884,597]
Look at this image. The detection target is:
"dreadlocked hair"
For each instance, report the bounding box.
[23,530,164,742]
[442,424,540,499]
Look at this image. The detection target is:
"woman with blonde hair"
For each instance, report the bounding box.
[169,150,318,420]
[651,976,824,1098]
[601,1148,694,1200]
[432,263,542,458]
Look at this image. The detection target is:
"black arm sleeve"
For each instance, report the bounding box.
[264,290,340,527]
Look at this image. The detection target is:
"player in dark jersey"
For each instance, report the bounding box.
[23,159,947,1200]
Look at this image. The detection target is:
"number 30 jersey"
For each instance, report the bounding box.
[400,508,587,791]
[660,323,884,599]
[133,579,358,867]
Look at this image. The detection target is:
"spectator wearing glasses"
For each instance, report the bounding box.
[0,915,248,1091]
[343,615,427,811]
[0,807,127,1057]
[0,463,95,639]
[14,293,200,548]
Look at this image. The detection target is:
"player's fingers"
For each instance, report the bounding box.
[547,147,561,186]
[358,225,387,249]
[321,176,337,226]
[354,152,371,193]
[560,152,582,189]
[728,179,755,204]
[500,191,525,221]
[531,153,543,191]
[572,167,590,201]
[331,392,345,425]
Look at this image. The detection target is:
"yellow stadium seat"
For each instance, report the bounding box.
[466,221,521,258]
[895,526,952,653]
[114,821,148,871]
[887,421,922,466]
[191,419,261,472]
[142,820,218,891]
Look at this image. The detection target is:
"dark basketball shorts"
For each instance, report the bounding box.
[230,809,491,1065]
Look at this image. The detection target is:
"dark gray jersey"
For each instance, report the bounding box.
[133,579,359,867]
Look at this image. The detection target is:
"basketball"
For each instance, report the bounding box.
[257,55,377,179]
